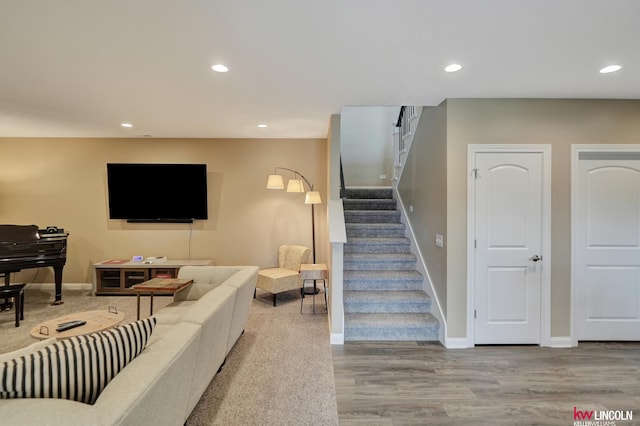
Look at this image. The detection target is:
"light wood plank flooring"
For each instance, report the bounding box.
[332,341,640,425]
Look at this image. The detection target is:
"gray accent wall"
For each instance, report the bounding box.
[397,103,448,316]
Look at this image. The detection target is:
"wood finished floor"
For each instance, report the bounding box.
[332,341,640,426]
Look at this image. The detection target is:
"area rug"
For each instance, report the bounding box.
[0,285,339,425]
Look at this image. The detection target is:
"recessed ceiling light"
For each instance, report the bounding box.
[121,122,133,128]
[444,63,462,73]
[600,65,621,74]
[211,64,229,73]
[257,124,268,128]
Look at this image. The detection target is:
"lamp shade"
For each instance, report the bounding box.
[286,179,305,193]
[266,174,285,189]
[304,191,322,205]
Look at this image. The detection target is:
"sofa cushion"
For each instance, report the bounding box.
[0,317,156,405]
[174,283,212,301]
[153,300,196,324]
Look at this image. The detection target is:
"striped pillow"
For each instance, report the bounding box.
[0,317,156,405]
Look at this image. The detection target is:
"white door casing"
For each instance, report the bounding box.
[467,145,551,346]
[572,146,640,342]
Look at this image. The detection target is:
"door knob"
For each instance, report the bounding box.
[529,255,542,262]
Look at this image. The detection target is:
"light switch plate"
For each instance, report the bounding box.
[435,234,444,248]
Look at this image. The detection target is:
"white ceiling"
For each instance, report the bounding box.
[1,0,639,139]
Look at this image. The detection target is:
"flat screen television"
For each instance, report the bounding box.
[107,163,208,223]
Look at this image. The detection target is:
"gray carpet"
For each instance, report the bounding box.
[0,285,339,426]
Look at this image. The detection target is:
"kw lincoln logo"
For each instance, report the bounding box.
[573,406,633,426]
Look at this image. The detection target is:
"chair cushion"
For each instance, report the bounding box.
[257,268,300,294]
[0,317,156,405]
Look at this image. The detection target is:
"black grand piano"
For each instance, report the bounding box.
[0,224,69,305]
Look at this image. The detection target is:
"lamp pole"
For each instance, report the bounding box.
[270,167,318,263]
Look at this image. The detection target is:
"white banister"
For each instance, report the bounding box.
[328,199,346,344]
[393,106,422,185]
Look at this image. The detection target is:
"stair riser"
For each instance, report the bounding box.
[344,326,439,341]
[346,228,405,238]
[344,301,432,314]
[344,188,393,199]
[344,211,401,223]
[344,244,411,254]
[343,281,423,291]
[343,260,416,271]
[343,201,397,211]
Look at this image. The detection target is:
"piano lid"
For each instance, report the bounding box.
[0,224,40,243]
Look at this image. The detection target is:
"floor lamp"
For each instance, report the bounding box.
[266,167,322,263]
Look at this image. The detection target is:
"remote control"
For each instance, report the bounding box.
[57,320,81,328]
[56,320,86,332]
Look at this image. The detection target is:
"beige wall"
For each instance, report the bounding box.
[397,104,448,315]
[0,137,327,285]
[444,99,640,338]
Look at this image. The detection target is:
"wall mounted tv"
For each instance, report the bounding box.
[107,163,208,223]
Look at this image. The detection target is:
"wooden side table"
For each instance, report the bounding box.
[30,308,125,340]
[131,278,193,320]
[299,263,328,314]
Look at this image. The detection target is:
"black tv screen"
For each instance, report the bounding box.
[107,163,208,223]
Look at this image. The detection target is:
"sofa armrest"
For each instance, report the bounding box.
[221,266,259,354]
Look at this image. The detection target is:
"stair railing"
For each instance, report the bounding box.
[392,106,421,185]
[339,157,346,199]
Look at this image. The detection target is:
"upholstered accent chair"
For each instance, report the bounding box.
[255,245,311,306]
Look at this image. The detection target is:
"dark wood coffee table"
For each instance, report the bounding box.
[131,278,193,320]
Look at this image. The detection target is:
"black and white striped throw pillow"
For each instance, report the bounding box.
[0,316,156,405]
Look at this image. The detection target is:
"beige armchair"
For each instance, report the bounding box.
[255,245,311,306]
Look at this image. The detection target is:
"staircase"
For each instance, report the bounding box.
[343,187,440,341]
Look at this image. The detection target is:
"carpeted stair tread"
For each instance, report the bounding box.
[343,270,423,281]
[344,253,416,262]
[344,187,393,199]
[344,290,432,313]
[344,210,401,223]
[344,253,416,271]
[344,312,439,341]
[346,237,410,245]
[343,270,424,291]
[343,199,397,211]
[345,223,406,238]
[344,237,411,253]
[344,290,430,303]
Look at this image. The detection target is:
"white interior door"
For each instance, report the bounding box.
[474,151,545,344]
[575,152,640,340]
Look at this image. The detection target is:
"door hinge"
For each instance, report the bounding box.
[474,309,477,319]
[472,168,480,179]
[474,239,477,249]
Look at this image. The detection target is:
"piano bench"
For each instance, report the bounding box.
[0,284,25,327]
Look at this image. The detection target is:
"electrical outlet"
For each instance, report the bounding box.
[435,234,444,248]
[379,174,387,180]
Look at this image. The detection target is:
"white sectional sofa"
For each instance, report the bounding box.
[0,265,259,426]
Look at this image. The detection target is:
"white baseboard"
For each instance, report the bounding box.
[330,333,344,345]
[445,337,471,349]
[548,336,574,348]
[26,283,92,291]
